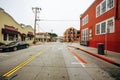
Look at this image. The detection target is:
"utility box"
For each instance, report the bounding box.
[98,43,105,55]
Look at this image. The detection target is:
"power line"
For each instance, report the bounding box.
[36,19,79,21]
[37,23,45,32]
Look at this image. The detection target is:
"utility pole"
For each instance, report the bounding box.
[105,28,110,55]
[32,7,41,44]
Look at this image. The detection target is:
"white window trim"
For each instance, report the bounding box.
[96,0,114,18]
[107,17,115,33]
[107,0,114,11]
[96,23,101,35]
[101,0,107,15]
[96,4,101,17]
[82,28,88,41]
[101,21,106,34]
[82,15,88,26]
[95,17,114,35]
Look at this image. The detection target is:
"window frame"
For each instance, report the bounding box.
[101,0,106,14]
[82,15,88,26]
[96,17,114,35]
[107,17,114,33]
[82,28,88,41]
[96,5,101,17]
[2,34,18,41]
[107,0,114,10]
[101,21,106,34]
[96,23,101,35]
[96,0,114,18]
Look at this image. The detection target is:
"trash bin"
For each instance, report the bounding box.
[98,43,105,55]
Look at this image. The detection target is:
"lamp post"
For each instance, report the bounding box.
[32,7,41,44]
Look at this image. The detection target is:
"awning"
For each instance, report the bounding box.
[2,28,20,35]
[27,32,34,37]
[27,34,34,37]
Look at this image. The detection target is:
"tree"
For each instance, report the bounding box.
[48,33,58,37]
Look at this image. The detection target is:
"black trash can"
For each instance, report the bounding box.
[98,43,105,55]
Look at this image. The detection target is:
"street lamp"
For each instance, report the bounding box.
[32,7,41,44]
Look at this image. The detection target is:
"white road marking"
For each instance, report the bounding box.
[71,56,86,67]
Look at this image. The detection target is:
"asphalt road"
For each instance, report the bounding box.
[0,42,120,80]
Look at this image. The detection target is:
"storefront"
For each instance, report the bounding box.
[2,25,20,41]
[27,32,34,40]
[0,8,34,44]
[20,33,26,41]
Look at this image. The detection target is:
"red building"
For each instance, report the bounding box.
[80,0,120,52]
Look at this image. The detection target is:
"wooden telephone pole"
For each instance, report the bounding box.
[32,7,41,44]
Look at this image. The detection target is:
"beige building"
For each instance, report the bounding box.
[36,32,50,42]
[64,27,79,42]
[0,8,34,44]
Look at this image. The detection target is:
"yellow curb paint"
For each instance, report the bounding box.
[3,47,50,77]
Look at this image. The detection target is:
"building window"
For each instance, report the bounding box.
[82,28,88,41]
[101,22,106,34]
[82,15,88,26]
[107,18,114,33]
[3,34,7,41]
[3,34,17,41]
[8,34,15,41]
[96,0,114,18]
[101,0,106,14]
[96,5,101,17]
[107,0,114,10]
[96,17,114,35]
[96,24,100,34]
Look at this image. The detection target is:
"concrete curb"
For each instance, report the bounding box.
[68,46,120,67]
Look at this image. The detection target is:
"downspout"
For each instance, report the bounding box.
[115,0,119,20]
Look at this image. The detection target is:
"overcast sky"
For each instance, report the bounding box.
[0,0,95,36]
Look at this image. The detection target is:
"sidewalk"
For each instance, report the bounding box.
[69,42,120,65]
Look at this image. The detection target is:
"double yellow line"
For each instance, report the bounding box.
[3,47,50,77]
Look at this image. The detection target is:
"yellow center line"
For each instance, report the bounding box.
[3,47,50,77]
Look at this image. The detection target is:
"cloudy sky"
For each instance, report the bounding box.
[0,0,95,36]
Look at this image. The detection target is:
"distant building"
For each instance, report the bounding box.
[80,0,120,52]
[77,30,80,42]
[0,8,34,44]
[64,27,79,42]
[36,32,50,42]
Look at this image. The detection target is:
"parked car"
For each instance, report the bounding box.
[0,42,6,46]
[0,41,29,52]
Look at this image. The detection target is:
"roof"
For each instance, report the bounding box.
[80,0,96,18]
